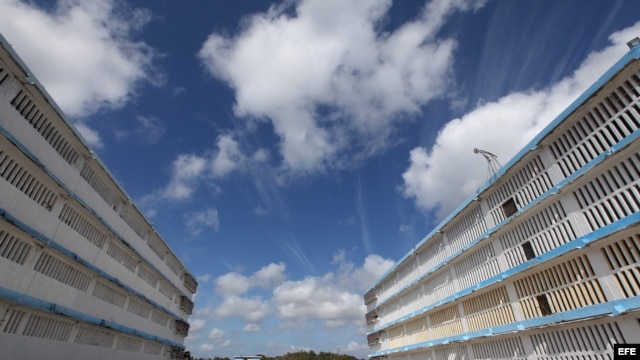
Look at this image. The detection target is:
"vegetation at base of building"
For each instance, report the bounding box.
[191,350,361,360]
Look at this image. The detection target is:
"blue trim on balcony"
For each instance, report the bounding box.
[0,207,184,323]
[369,296,640,357]
[368,210,640,334]
[0,123,192,304]
[0,286,183,348]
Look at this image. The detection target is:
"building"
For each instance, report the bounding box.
[364,39,640,359]
[0,34,197,359]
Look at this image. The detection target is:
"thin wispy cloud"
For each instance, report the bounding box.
[136,115,166,144]
[354,172,372,254]
[275,233,316,274]
[186,208,220,236]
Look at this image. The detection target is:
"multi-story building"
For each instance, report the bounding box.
[0,34,197,359]
[364,39,640,359]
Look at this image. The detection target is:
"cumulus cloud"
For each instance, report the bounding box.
[189,257,393,357]
[190,319,206,333]
[272,253,393,327]
[73,122,104,149]
[211,135,245,177]
[211,263,287,327]
[199,343,214,352]
[215,262,287,296]
[350,254,395,290]
[254,262,287,288]
[199,0,485,177]
[0,0,161,147]
[273,276,364,326]
[214,295,271,324]
[332,251,394,290]
[341,341,369,354]
[215,272,253,296]
[208,328,226,340]
[162,154,208,200]
[243,324,261,332]
[197,274,212,283]
[146,134,267,206]
[208,255,392,330]
[402,21,640,219]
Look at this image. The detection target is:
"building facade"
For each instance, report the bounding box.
[0,34,197,359]
[364,40,640,359]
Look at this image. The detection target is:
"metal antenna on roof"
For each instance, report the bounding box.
[474,148,502,180]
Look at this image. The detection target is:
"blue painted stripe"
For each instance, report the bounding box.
[368,211,640,334]
[0,286,183,349]
[0,123,192,304]
[0,207,185,323]
[369,295,640,357]
[366,43,640,293]
[0,34,188,279]
[368,126,640,317]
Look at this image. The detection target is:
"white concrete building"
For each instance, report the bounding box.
[0,34,197,359]
[364,39,640,359]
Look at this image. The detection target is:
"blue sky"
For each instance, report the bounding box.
[1,0,639,357]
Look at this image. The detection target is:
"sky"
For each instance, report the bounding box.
[1,0,639,358]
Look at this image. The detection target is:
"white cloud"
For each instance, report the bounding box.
[214,295,271,324]
[215,262,287,296]
[162,154,208,201]
[207,328,226,340]
[207,256,392,331]
[0,0,160,148]
[402,21,640,219]
[218,339,231,348]
[215,272,252,296]
[186,208,220,235]
[273,276,364,325]
[73,122,104,149]
[253,262,287,288]
[199,0,485,177]
[271,254,393,327]
[340,341,369,354]
[243,324,261,332]
[194,306,214,317]
[146,134,260,206]
[350,254,395,290]
[190,319,206,333]
[199,343,214,352]
[196,274,212,283]
[332,253,395,293]
[331,249,346,265]
[211,135,245,177]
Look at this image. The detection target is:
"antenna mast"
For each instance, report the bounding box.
[474,148,502,180]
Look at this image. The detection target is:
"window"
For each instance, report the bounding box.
[502,198,518,218]
[522,241,536,260]
[536,295,553,316]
